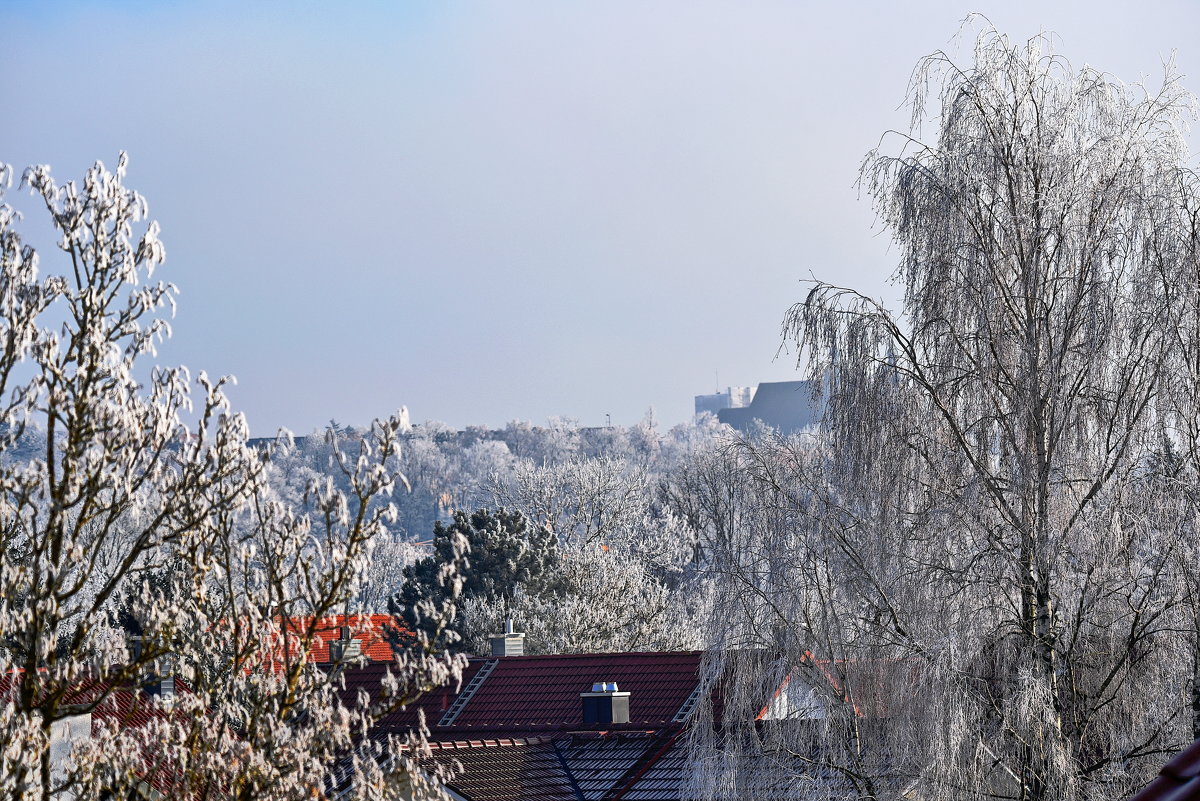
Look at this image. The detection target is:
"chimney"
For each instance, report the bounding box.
[155,669,176,701]
[581,681,630,725]
[130,635,175,700]
[330,625,364,662]
[489,619,525,657]
[145,654,175,701]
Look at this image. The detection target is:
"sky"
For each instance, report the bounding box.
[3,1,1199,433]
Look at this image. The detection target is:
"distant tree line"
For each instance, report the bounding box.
[266,411,737,656]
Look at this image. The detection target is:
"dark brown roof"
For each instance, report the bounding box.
[339,650,907,801]
[0,673,200,796]
[341,651,704,736]
[338,652,704,800]
[449,652,702,730]
[1132,739,1200,801]
[557,730,683,801]
[424,737,577,801]
[425,731,686,801]
[341,658,490,732]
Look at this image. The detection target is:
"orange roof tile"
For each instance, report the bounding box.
[280,614,410,664]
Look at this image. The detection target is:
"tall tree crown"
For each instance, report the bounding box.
[694,27,1200,801]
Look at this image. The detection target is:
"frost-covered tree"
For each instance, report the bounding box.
[393,508,558,651]
[658,433,757,565]
[691,27,1200,801]
[495,417,580,466]
[0,156,464,800]
[265,412,731,658]
[477,452,710,655]
[488,456,652,546]
[461,532,709,655]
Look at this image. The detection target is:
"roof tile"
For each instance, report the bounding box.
[285,614,409,663]
[445,652,702,731]
[425,737,578,801]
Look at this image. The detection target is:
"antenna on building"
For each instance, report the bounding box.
[715,370,719,393]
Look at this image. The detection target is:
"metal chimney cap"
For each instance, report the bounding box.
[590,682,619,693]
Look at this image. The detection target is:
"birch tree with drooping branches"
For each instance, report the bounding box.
[690,25,1200,801]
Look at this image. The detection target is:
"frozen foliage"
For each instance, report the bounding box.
[393,508,559,650]
[276,403,735,548]
[461,533,709,656]
[490,456,655,545]
[368,417,727,656]
[244,403,728,661]
[689,25,1200,801]
[0,156,465,800]
[466,442,713,655]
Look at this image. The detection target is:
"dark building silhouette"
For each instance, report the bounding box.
[717,380,819,434]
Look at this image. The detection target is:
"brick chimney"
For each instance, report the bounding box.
[581,681,630,725]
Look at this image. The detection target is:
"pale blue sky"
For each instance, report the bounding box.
[4,1,1197,433]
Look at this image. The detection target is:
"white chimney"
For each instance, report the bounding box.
[330,625,364,662]
[489,619,525,657]
[581,681,631,725]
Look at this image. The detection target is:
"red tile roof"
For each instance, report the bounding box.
[1132,739,1200,801]
[334,651,706,801]
[345,649,911,801]
[343,651,705,736]
[282,614,409,664]
[343,657,491,733]
[448,652,702,730]
[90,685,201,796]
[0,674,200,796]
[0,672,189,728]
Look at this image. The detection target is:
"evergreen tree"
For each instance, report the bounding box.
[394,509,559,651]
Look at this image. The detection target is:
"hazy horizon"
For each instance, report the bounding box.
[6,1,1198,433]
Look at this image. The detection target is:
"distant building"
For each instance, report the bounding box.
[694,386,756,417]
[716,380,819,435]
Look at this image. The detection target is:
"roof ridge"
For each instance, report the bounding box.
[427,735,553,750]
[464,649,703,661]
